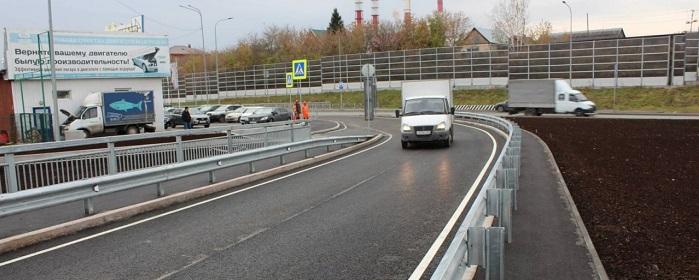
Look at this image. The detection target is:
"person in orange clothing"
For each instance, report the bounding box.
[302,101,310,120]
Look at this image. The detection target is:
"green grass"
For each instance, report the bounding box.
[178,86,699,113]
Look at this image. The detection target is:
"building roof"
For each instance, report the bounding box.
[464,27,496,45]
[310,29,327,37]
[169,45,203,56]
[550,28,626,43]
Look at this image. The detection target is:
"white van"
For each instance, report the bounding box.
[396,80,455,149]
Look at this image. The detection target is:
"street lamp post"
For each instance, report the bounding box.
[47,0,61,141]
[562,1,573,84]
[215,17,234,104]
[180,5,210,105]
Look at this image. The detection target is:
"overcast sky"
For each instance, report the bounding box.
[1,0,698,52]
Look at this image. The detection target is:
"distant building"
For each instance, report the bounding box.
[169,45,203,65]
[550,28,626,43]
[463,27,498,51]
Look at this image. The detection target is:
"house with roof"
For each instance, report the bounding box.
[463,27,499,51]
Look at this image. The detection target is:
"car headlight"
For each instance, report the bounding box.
[260,116,269,121]
[402,124,412,132]
[435,122,447,131]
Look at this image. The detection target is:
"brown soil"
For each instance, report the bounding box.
[512,118,699,280]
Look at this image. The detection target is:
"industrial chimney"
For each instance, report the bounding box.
[437,0,444,13]
[355,0,364,25]
[371,0,379,26]
[403,0,411,23]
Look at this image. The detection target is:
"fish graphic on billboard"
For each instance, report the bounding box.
[109,99,143,112]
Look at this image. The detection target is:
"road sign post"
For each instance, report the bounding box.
[286,72,294,113]
[291,59,308,119]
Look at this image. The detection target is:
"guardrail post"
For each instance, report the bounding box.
[107,142,118,175]
[226,129,234,153]
[487,189,514,243]
[84,198,95,216]
[290,122,295,143]
[304,149,310,158]
[249,162,256,173]
[176,136,184,163]
[280,155,286,165]
[467,227,486,266]
[157,183,165,197]
[263,126,269,147]
[5,153,18,193]
[486,227,505,280]
[209,171,216,183]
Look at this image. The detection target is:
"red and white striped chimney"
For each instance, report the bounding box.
[437,0,444,13]
[371,0,379,26]
[403,0,412,23]
[355,0,364,25]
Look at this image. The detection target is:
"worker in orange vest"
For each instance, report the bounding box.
[302,101,310,120]
[293,99,301,120]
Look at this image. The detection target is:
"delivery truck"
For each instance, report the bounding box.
[507,80,596,116]
[61,91,155,139]
[395,80,455,149]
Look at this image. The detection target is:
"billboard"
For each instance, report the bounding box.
[103,91,155,126]
[4,30,170,80]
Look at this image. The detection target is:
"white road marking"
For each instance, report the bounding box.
[0,131,393,268]
[408,123,499,280]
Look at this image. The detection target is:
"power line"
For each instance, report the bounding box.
[111,0,199,32]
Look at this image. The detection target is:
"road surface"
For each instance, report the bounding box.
[0,116,503,279]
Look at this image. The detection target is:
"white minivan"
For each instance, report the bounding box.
[396,80,455,149]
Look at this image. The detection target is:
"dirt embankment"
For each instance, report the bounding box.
[513,118,698,279]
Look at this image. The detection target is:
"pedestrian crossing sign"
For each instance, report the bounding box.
[292,59,307,80]
[286,72,294,88]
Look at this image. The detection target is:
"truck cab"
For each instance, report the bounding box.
[397,80,455,149]
[61,93,106,138]
[61,91,154,139]
[552,81,596,115]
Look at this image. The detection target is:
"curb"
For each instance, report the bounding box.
[0,134,383,255]
[525,130,609,280]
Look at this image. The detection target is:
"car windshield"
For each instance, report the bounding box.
[75,106,88,117]
[574,93,588,101]
[255,108,275,114]
[403,98,448,116]
[190,108,204,114]
[232,107,246,113]
[199,105,219,112]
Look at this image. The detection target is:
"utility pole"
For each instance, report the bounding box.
[687,10,697,33]
[562,1,573,84]
[586,13,590,36]
[215,17,233,104]
[47,0,61,142]
[180,5,210,104]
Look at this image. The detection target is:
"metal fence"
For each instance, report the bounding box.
[163,33,699,103]
[0,135,372,218]
[1,122,311,194]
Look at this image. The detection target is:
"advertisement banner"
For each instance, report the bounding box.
[102,91,155,126]
[4,30,170,80]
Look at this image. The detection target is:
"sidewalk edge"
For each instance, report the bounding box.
[525,130,610,280]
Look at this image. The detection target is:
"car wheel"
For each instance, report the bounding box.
[80,130,90,138]
[401,141,409,149]
[575,108,584,117]
[204,124,210,128]
[496,105,505,112]
[126,126,139,134]
[171,122,177,128]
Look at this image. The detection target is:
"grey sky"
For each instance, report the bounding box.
[0,0,697,52]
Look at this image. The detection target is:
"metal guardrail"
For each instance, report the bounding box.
[0,121,311,194]
[0,135,373,218]
[432,112,522,280]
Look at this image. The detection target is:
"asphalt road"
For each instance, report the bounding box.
[0,116,502,279]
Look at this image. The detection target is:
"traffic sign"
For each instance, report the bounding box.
[361,64,376,77]
[292,59,307,80]
[286,72,294,88]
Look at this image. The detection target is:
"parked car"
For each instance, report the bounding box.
[226,106,263,123]
[207,104,242,123]
[165,108,211,128]
[494,101,509,112]
[197,105,221,114]
[240,107,292,124]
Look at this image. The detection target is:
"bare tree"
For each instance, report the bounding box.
[443,11,473,47]
[491,0,529,46]
[528,20,553,44]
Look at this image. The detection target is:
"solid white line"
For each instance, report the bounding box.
[408,123,499,280]
[0,132,393,268]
